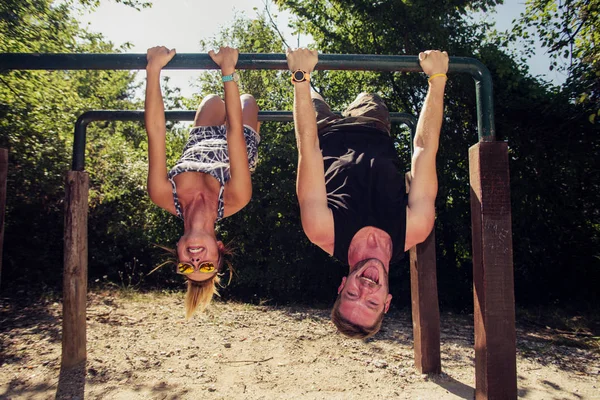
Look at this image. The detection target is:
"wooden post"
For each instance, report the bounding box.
[469,142,517,400]
[406,172,441,374]
[0,149,7,289]
[410,230,441,374]
[62,171,89,368]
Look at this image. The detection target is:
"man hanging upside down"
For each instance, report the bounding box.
[286,48,449,339]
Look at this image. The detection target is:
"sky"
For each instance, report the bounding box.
[77,0,307,98]
[77,0,566,98]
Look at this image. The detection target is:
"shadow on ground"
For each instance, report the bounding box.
[0,295,62,367]
[56,361,85,400]
[431,373,475,399]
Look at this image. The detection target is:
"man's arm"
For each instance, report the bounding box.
[144,46,177,215]
[286,48,334,253]
[405,50,449,251]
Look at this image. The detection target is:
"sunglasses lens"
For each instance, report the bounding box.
[178,263,194,274]
[198,263,215,273]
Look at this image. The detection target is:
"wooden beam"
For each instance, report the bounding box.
[469,142,517,400]
[410,229,441,374]
[0,149,7,289]
[62,171,89,368]
[406,172,441,374]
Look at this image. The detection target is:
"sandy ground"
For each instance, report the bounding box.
[1,290,598,400]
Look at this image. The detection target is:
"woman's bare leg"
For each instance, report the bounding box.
[193,94,226,127]
[240,94,260,134]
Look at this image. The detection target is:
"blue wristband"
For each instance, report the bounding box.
[222,72,239,83]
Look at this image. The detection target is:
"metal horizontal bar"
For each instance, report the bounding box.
[3,52,457,73]
[72,110,417,171]
[1,52,495,142]
[73,110,415,123]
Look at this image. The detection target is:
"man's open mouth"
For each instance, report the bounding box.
[360,265,380,284]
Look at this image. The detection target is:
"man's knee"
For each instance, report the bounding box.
[356,92,386,105]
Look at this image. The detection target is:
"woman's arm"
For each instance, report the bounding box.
[210,47,253,216]
[144,46,177,214]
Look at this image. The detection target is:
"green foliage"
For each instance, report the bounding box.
[514,0,598,72]
[274,0,501,54]
[71,0,152,11]
[508,0,599,121]
[0,0,165,288]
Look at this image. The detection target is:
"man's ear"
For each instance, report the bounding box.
[337,277,347,294]
[384,293,393,313]
[217,240,225,252]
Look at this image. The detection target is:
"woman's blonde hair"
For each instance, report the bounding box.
[185,274,221,319]
[150,242,234,320]
[184,244,234,319]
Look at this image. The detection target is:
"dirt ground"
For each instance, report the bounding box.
[1,290,598,400]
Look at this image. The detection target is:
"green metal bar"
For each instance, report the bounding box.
[1,53,495,142]
[0,53,431,71]
[72,110,416,171]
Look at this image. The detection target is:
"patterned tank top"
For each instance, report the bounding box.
[167,124,260,221]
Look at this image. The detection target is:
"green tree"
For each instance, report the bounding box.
[0,0,170,288]
[510,0,599,120]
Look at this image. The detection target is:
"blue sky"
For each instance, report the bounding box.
[77,0,565,98]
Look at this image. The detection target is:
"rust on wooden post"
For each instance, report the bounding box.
[62,171,89,368]
[0,149,7,289]
[406,172,442,374]
[469,142,517,400]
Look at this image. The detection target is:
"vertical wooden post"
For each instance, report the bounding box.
[0,149,7,289]
[406,172,441,374]
[62,170,89,368]
[410,230,441,374]
[469,142,517,400]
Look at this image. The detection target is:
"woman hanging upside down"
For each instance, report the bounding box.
[144,45,260,318]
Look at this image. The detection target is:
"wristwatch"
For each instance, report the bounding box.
[291,69,310,83]
[222,72,240,83]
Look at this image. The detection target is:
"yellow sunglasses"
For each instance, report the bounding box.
[177,262,216,275]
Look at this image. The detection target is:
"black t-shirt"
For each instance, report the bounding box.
[319,127,408,264]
